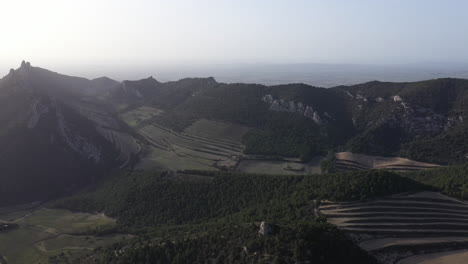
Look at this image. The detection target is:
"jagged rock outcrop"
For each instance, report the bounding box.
[261,94,327,125]
[387,95,463,134]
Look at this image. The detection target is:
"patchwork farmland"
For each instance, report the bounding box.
[0,206,129,264]
[136,119,247,171]
[130,115,325,174]
[335,152,441,172]
[319,192,468,264]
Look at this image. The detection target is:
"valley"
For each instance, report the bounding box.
[0,204,128,264]
[319,192,468,264]
[1,62,468,263]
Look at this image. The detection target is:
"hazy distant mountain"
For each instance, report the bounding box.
[63,63,468,88]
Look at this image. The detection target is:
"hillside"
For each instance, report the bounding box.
[2,63,468,263]
[2,62,467,205]
[0,62,138,206]
[49,169,428,263]
[2,62,468,206]
[45,165,468,264]
[320,191,468,264]
[108,76,468,165]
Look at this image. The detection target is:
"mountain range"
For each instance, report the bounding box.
[1,61,468,206]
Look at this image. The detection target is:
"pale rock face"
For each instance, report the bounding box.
[262,94,328,125]
[134,89,143,98]
[27,99,49,129]
[261,94,274,104]
[312,111,322,125]
[258,221,272,236]
[345,91,354,98]
[303,106,315,119]
[393,95,403,102]
[269,100,281,111]
[53,99,101,163]
[356,94,368,102]
[296,102,305,113]
[288,100,296,112]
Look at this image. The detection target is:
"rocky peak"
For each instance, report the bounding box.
[20,60,31,69]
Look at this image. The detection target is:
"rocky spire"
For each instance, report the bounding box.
[20,60,31,68]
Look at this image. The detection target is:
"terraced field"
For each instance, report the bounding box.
[136,120,247,171]
[0,207,128,264]
[335,152,441,172]
[319,192,468,264]
[236,156,324,175]
[121,106,164,127]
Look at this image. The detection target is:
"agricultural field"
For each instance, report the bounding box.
[121,106,164,127]
[335,152,441,172]
[184,119,251,143]
[134,117,326,174]
[236,156,324,175]
[0,207,128,264]
[319,192,468,264]
[397,249,468,264]
[135,119,247,171]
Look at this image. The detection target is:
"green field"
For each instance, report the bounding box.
[121,106,164,127]
[237,156,324,175]
[184,119,251,143]
[0,208,127,264]
[136,119,246,171]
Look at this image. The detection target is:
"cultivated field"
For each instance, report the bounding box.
[136,119,247,171]
[120,106,326,174]
[236,156,324,175]
[0,207,128,264]
[121,106,164,127]
[319,192,468,264]
[397,249,468,264]
[335,152,441,172]
[184,119,251,143]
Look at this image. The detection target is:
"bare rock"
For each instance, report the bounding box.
[258,221,273,236]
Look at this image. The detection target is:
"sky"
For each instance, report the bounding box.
[1,0,468,78]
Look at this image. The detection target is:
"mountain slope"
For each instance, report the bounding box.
[2,62,468,205]
[108,76,468,164]
[0,62,137,206]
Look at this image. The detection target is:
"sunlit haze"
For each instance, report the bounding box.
[2,0,468,82]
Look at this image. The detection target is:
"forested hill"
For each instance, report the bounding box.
[108,76,468,164]
[1,62,468,206]
[53,165,468,263]
[54,169,426,264]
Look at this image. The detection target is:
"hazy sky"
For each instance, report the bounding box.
[1,0,468,72]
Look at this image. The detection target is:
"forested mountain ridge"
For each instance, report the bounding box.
[2,63,468,263]
[108,75,468,164]
[1,62,467,206]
